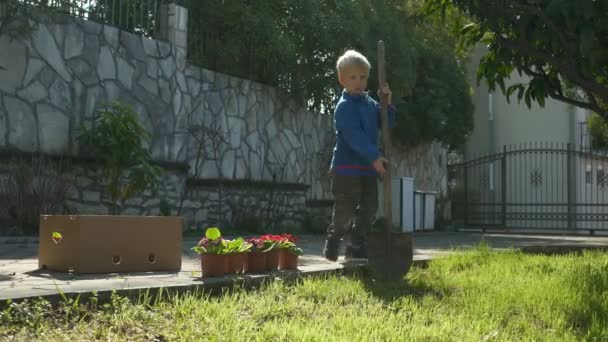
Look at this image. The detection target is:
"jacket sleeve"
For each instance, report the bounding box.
[334,101,380,164]
[374,100,397,128]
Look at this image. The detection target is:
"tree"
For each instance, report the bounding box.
[424,0,608,118]
[395,1,474,148]
[186,0,474,150]
[587,113,608,150]
[0,0,40,60]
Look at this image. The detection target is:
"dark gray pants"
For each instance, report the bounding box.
[327,175,378,250]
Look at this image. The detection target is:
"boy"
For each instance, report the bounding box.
[323,49,396,262]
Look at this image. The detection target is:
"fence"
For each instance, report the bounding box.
[186,5,279,86]
[2,0,166,38]
[449,143,608,232]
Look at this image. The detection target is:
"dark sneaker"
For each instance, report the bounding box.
[322,238,340,262]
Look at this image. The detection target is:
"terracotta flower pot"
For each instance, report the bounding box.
[228,252,248,274]
[247,252,267,273]
[265,249,280,271]
[279,249,299,270]
[200,254,229,277]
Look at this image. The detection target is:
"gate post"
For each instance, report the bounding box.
[463,164,469,225]
[501,145,507,227]
[160,2,189,53]
[567,143,575,230]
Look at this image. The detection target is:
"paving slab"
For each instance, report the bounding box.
[1,232,608,304]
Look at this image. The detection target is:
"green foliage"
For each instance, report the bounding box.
[0,0,40,44]
[186,0,474,149]
[205,227,221,241]
[395,4,474,148]
[77,102,162,215]
[225,238,253,253]
[159,199,172,216]
[423,0,608,119]
[279,241,303,256]
[191,227,229,254]
[587,113,608,150]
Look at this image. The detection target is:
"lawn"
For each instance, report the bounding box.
[2,245,607,341]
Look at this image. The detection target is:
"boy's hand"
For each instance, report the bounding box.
[372,157,388,175]
[377,83,392,104]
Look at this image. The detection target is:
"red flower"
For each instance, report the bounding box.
[280,234,298,243]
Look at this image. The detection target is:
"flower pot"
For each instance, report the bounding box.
[228,252,248,274]
[200,254,229,277]
[247,252,267,273]
[279,249,299,270]
[265,249,280,271]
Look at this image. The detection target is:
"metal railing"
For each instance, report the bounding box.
[186,11,278,86]
[4,0,165,38]
[449,142,608,232]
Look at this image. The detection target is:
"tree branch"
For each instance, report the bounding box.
[549,91,603,114]
[519,64,606,115]
[506,1,577,52]
[494,35,608,104]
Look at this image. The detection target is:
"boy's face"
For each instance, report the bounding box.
[339,64,369,96]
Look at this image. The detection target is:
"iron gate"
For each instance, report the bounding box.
[449,143,608,232]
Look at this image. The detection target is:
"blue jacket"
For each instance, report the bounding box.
[330,90,396,176]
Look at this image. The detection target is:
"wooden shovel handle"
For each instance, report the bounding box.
[377,41,393,239]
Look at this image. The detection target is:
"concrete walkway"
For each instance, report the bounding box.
[2,232,608,303]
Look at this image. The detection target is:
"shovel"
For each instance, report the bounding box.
[366,40,413,280]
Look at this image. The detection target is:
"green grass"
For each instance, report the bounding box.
[2,245,608,341]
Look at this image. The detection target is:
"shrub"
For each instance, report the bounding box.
[77,101,162,215]
[0,154,73,235]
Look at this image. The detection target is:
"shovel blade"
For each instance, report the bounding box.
[367,232,413,280]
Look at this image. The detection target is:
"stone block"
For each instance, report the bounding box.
[49,78,72,110]
[22,58,45,87]
[17,81,47,103]
[6,96,37,151]
[31,25,71,82]
[120,31,146,61]
[97,46,116,80]
[116,57,135,89]
[37,104,69,154]
[142,37,160,57]
[82,191,101,203]
[103,25,119,49]
[64,24,84,59]
[160,58,176,79]
[0,35,26,94]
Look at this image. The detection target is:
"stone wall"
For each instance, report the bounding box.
[393,142,448,196]
[0,12,448,231]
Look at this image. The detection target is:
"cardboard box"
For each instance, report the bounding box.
[39,215,182,273]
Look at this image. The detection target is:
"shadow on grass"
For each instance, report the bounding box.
[344,266,445,303]
[560,262,608,338]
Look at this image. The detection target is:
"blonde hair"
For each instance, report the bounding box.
[336,49,371,75]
